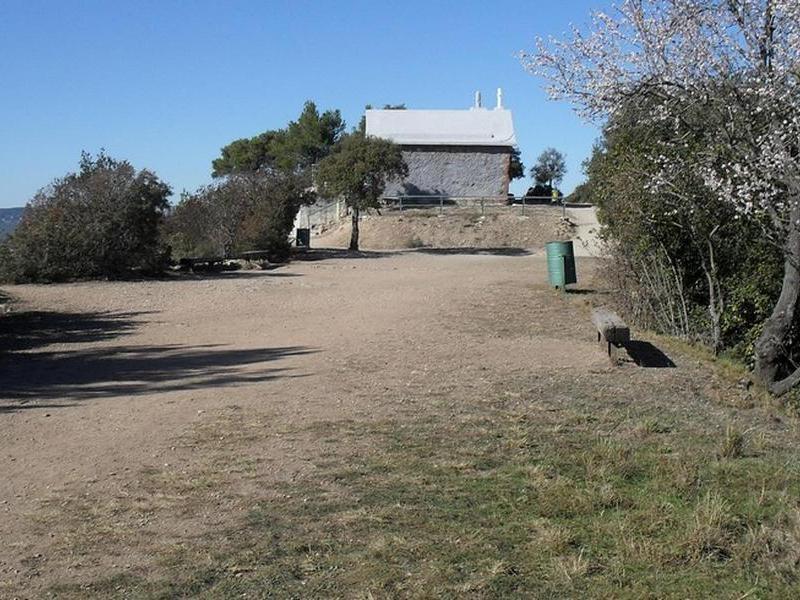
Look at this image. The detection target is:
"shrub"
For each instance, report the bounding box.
[2,152,171,283]
[524,183,555,199]
[164,172,312,262]
[719,426,746,460]
[585,100,785,359]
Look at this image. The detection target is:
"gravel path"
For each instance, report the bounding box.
[566,206,604,257]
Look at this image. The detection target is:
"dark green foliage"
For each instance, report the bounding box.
[1,152,171,282]
[531,147,566,188]
[584,103,783,359]
[721,246,784,364]
[188,100,338,260]
[508,147,525,181]
[211,101,344,176]
[245,174,312,260]
[211,132,282,177]
[569,180,594,204]
[316,132,407,250]
[525,183,556,199]
[163,191,218,259]
[316,132,407,212]
[165,173,313,261]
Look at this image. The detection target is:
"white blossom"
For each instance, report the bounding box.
[522,0,800,235]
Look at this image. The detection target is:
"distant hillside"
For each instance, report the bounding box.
[0,207,24,240]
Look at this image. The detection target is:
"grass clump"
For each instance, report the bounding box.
[719,425,746,459]
[683,491,738,561]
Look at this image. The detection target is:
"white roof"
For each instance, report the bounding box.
[365,108,517,147]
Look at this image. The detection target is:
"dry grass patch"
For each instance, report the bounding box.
[719,424,746,459]
[39,379,800,598]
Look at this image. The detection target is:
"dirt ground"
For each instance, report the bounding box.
[1,247,798,597]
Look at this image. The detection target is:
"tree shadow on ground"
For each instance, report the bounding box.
[122,265,302,281]
[0,309,146,352]
[0,344,315,406]
[623,341,676,368]
[169,270,303,281]
[411,247,531,257]
[0,306,315,409]
[293,249,393,261]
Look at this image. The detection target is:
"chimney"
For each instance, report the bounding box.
[474,90,482,108]
[496,88,504,109]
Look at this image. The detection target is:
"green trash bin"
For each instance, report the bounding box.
[296,228,310,248]
[545,240,577,288]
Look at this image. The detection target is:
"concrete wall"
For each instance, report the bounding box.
[383,145,511,200]
[293,199,345,234]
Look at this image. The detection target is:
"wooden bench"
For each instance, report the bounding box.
[238,250,272,262]
[178,256,225,271]
[591,307,630,357]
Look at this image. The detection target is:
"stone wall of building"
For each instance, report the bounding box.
[382,145,511,200]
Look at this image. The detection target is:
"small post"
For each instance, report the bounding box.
[439,195,443,215]
[553,187,564,219]
[521,194,526,216]
[399,196,403,212]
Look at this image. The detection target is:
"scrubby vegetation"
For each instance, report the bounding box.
[166,101,346,262]
[211,101,345,177]
[165,101,409,258]
[0,152,171,283]
[0,101,360,280]
[529,1,800,393]
[164,173,312,261]
[583,102,784,366]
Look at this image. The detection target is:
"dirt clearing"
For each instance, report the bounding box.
[1,249,799,597]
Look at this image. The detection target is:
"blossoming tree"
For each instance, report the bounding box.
[523,0,800,394]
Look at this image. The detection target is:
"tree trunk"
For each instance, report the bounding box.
[754,206,800,395]
[349,207,360,251]
[702,261,722,355]
[700,227,723,355]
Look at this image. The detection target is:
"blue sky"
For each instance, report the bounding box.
[0,0,609,208]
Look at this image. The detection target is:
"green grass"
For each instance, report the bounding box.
[46,382,800,599]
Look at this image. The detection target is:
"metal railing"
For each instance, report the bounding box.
[381,195,565,217]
